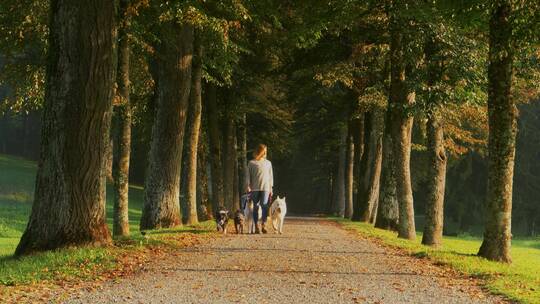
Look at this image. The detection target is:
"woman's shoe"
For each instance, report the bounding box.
[255,224,261,234]
[261,223,268,234]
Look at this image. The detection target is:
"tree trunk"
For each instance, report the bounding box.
[422,36,447,247]
[350,114,365,219]
[237,113,248,194]
[369,197,378,224]
[140,25,193,230]
[197,126,212,220]
[223,113,237,210]
[112,0,132,237]
[105,137,113,182]
[389,12,416,240]
[344,119,355,219]
[375,112,399,231]
[233,144,240,210]
[328,169,335,213]
[15,0,115,255]
[353,110,383,222]
[478,1,515,263]
[333,128,347,216]
[206,83,224,211]
[422,113,447,246]
[184,33,202,225]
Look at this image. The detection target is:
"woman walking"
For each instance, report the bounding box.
[247,144,274,234]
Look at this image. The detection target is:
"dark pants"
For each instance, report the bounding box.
[251,191,270,225]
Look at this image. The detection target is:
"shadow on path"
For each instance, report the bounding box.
[169,267,445,278]
[176,246,400,256]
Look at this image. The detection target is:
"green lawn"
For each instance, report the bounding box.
[337,219,540,304]
[0,154,148,257]
[0,154,213,288]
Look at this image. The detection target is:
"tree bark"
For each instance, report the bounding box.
[223,111,237,210]
[478,1,515,263]
[344,119,355,219]
[328,169,335,213]
[111,0,132,238]
[197,126,212,220]
[333,128,347,216]
[233,142,240,210]
[140,24,193,230]
[237,113,248,194]
[349,114,365,219]
[375,111,399,231]
[353,110,383,222]
[389,11,416,239]
[422,36,447,247]
[15,0,115,255]
[422,113,447,246]
[205,83,224,211]
[184,33,202,225]
[105,137,113,182]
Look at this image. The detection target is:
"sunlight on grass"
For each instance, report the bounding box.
[0,247,116,286]
[0,221,215,286]
[0,154,150,257]
[336,219,540,304]
[0,154,215,287]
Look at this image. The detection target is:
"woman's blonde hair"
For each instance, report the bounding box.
[252,144,267,160]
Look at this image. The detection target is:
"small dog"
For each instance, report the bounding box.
[244,199,262,234]
[233,210,245,234]
[215,208,229,234]
[270,196,287,234]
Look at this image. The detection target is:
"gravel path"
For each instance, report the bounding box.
[62,217,504,304]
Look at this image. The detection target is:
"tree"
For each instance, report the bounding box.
[389,1,416,240]
[350,114,365,219]
[421,35,447,247]
[15,0,115,255]
[205,82,224,211]
[332,128,347,216]
[374,111,399,230]
[140,23,194,230]
[353,109,384,222]
[478,0,515,263]
[237,113,248,196]
[112,0,132,237]
[184,32,203,225]
[344,116,356,219]
[197,127,213,220]
[223,92,238,211]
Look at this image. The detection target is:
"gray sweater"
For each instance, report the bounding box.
[247,159,274,192]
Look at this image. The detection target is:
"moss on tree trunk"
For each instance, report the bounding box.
[422,113,447,246]
[374,114,399,231]
[112,0,132,237]
[478,1,515,263]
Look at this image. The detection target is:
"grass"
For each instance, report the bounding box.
[0,153,214,289]
[336,218,540,304]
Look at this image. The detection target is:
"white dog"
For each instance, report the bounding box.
[244,199,262,234]
[270,196,287,234]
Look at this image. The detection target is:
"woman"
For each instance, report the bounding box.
[246,144,273,234]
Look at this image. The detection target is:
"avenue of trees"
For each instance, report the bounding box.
[0,0,538,263]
